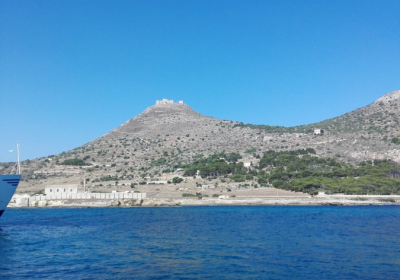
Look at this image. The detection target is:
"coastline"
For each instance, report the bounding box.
[7,195,400,208]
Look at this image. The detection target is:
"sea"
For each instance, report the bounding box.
[0,206,399,279]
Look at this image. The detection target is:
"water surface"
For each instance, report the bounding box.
[0,206,399,279]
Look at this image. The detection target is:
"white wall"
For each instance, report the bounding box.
[40,192,146,201]
[45,187,78,195]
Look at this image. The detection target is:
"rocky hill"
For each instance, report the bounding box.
[2,90,400,193]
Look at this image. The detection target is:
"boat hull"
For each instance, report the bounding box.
[0,174,21,217]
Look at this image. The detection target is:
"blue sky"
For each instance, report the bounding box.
[1,0,399,161]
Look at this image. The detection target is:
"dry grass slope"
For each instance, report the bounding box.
[2,89,400,194]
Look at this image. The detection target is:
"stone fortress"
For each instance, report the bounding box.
[156,99,184,105]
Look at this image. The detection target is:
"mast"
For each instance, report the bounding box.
[17,141,21,174]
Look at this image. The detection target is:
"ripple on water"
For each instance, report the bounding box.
[0,206,400,279]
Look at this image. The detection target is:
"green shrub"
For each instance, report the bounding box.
[230,174,244,182]
[172,177,183,184]
[61,158,87,166]
[245,148,256,153]
[182,193,196,197]
[379,198,396,203]
[391,138,400,144]
[153,158,167,166]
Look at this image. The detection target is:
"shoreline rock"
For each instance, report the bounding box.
[7,197,399,208]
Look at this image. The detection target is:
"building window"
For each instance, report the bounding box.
[57,189,59,192]
[50,189,52,192]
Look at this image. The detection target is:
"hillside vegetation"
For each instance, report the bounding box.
[258,150,400,195]
[177,150,400,195]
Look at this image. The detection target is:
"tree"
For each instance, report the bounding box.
[226,152,242,162]
[258,177,267,184]
[230,174,244,182]
[172,177,183,184]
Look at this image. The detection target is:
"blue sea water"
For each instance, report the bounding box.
[0,206,399,279]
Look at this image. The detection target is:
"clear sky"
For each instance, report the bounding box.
[1,0,399,161]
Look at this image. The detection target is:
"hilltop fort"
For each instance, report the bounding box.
[156,99,184,105]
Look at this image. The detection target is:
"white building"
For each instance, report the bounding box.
[155,99,184,105]
[314,129,322,135]
[45,184,79,195]
[16,196,30,207]
[239,159,259,168]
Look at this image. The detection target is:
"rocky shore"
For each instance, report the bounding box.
[8,196,400,208]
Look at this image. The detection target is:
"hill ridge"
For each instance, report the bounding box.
[2,89,400,194]
[374,89,400,104]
